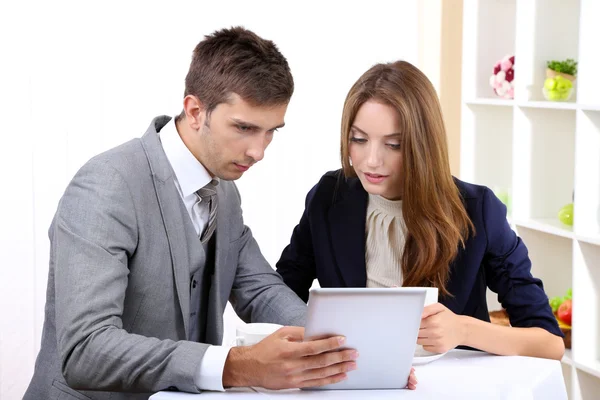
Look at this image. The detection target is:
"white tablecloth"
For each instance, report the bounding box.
[150,350,567,400]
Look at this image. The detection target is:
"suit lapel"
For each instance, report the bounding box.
[140,117,191,339]
[327,178,368,287]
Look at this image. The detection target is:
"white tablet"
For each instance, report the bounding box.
[303,287,426,390]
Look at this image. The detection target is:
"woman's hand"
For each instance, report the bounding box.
[418,303,467,353]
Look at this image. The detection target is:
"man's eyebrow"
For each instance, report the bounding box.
[351,125,401,137]
[230,118,285,131]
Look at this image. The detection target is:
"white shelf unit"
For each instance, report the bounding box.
[461,1,600,399]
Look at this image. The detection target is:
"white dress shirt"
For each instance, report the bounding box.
[159,117,230,392]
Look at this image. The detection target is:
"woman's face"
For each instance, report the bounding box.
[349,100,404,200]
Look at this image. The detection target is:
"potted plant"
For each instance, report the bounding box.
[543,59,577,101]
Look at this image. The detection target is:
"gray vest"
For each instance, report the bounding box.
[177,196,216,343]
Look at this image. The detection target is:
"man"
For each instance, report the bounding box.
[24,27,358,400]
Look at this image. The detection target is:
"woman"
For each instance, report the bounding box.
[276,61,564,360]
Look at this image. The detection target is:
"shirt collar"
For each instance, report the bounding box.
[158,117,216,197]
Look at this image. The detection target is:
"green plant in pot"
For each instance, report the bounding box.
[543,59,577,101]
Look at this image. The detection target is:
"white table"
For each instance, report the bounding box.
[151,350,567,400]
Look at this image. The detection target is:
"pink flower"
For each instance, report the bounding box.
[505,69,514,82]
[490,54,515,99]
[501,57,513,71]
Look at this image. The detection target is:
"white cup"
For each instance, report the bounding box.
[232,323,282,346]
[423,287,439,308]
[415,287,439,356]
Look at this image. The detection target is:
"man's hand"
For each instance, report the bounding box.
[407,367,417,390]
[418,303,467,353]
[223,326,358,389]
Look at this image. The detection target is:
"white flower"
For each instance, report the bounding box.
[495,70,506,84]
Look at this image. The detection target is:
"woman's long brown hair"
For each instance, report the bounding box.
[340,61,474,297]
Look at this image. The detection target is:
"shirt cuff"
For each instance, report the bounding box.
[194,345,232,391]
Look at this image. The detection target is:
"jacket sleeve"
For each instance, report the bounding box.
[227,183,308,327]
[275,184,319,303]
[481,188,563,337]
[54,159,206,394]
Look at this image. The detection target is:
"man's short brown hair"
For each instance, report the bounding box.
[182,26,294,115]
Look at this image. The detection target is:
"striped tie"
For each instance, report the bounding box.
[196,179,218,244]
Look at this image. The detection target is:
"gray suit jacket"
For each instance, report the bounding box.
[24,116,307,400]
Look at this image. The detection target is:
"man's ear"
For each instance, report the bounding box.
[182,95,206,131]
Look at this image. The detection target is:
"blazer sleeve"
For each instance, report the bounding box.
[227,184,308,327]
[275,185,319,303]
[54,159,206,393]
[481,188,563,337]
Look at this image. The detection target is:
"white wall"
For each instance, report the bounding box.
[0,1,418,398]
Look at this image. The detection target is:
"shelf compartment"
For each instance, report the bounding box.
[576,0,600,107]
[514,218,574,239]
[526,0,581,102]
[512,108,575,223]
[460,104,513,201]
[517,101,578,111]
[574,110,600,240]
[465,0,517,100]
[515,227,573,300]
[572,241,600,379]
[563,349,574,366]
[465,98,514,107]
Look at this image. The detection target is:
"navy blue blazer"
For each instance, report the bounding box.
[276,170,562,337]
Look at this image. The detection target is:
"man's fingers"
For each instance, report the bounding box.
[298,360,357,382]
[286,335,346,358]
[302,349,358,371]
[297,372,348,388]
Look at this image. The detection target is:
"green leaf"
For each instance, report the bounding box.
[564,288,572,300]
[547,59,578,76]
[549,296,563,312]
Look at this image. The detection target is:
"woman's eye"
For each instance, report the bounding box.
[387,143,401,150]
[350,137,367,144]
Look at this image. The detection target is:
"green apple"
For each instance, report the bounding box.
[558,203,574,226]
[544,78,557,90]
[547,90,562,101]
[556,79,570,92]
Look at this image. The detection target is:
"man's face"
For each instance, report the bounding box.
[187,94,287,181]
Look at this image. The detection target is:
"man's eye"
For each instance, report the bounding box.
[237,125,252,132]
